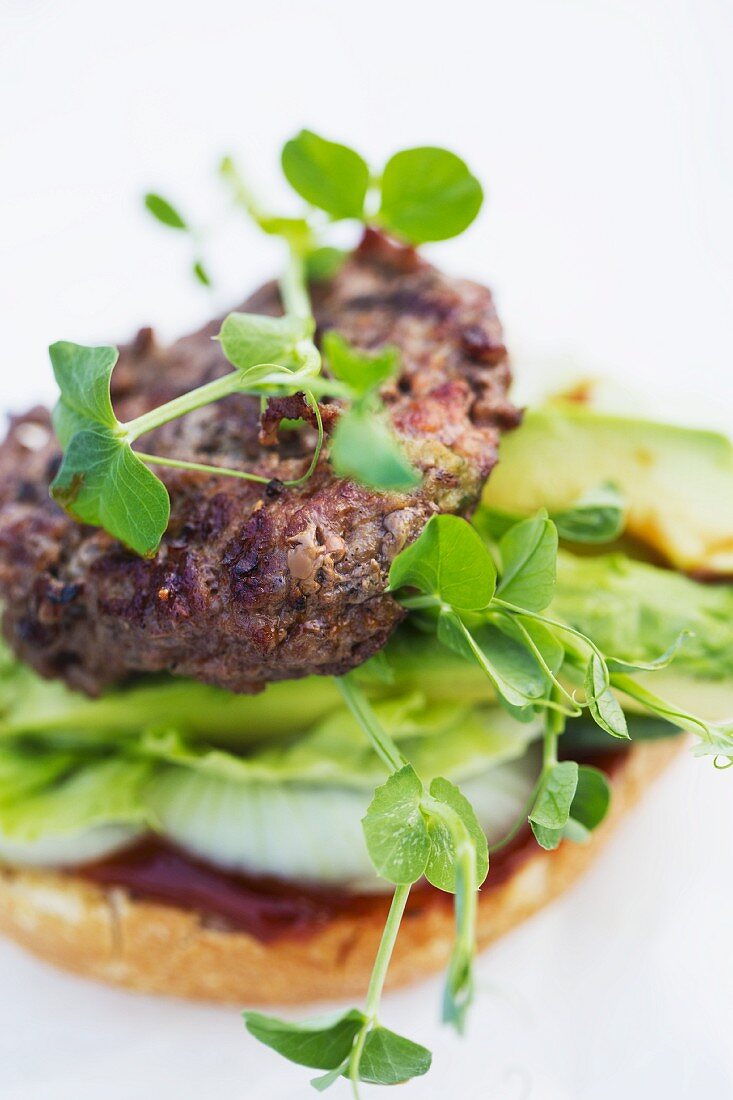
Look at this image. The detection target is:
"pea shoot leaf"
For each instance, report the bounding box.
[528,761,581,853]
[497,511,558,611]
[551,483,626,544]
[585,653,629,739]
[388,514,496,611]
[692,724,733,762]
[243,1009,366,1070]
[531,763,611,849]
[281,129,370,220]
[245,1006,432,1088]
[530,820,565,850]
[358,1026,432,1085]
[437,613,547,714]
[441,841,481,1033]
[606,632,690,674]
[362,765,431,885]
[530,760,579,838]
[329,404,420,491]
[49,342,170,557]
[310,1061,351,1092]
[50,341,119,446]
[310,1061,350,1092]
[424,777,488,1032]
[259,215,314,249]
[192,260,211,287]
[144,192,188,230]
[443,948,473,1034]
[566,765,611,840]
[218,312,309,372]
[379,147,483,244]
[50,425,170,558]
[219,155,316,250]
[322,332,417,491]
[424,776,489,893]
[305,246,347,283]
[610,673,729,756]
[323,331,399,396]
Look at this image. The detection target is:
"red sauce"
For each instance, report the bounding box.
[79,832,540,943]
[77,745,630,943]
[80,841,394,942]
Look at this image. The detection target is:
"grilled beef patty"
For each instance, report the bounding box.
[0,230,518,694]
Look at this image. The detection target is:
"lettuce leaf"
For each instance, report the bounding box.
[0,706,541,880]
[0,743,152,865]
[0,747,154,841]
[139,699,541,791]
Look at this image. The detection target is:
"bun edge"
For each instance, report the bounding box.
[0,739,682,1005]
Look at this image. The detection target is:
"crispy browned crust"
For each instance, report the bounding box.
[0,232,518,697]
[0,740,682,1004]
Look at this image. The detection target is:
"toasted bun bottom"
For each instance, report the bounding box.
[0,740,681,1005]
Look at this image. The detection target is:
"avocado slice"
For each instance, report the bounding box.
[482,404,733,576]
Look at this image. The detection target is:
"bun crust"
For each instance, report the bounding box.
[0,740,682,1004]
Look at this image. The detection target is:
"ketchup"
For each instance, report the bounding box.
[77,746,630,943]
[80,840,394,942]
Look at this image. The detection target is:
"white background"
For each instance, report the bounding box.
[1,1,732,1097]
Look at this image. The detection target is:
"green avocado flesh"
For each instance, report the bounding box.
[482,404,733,576]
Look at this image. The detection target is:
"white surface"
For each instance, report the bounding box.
[1,1,732,1098]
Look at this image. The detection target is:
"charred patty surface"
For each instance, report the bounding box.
[0,231,518,694]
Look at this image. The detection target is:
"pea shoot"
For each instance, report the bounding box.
[143,192,213,287]
[49,130,483,555]
[242,507,731,1094]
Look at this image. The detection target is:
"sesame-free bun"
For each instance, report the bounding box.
[0,739,681,1005]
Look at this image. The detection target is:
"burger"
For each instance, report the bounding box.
[0,131,731,1091]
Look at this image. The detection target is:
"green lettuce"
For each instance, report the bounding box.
[0,744,153,842]
[139,696,541,791]
[0,700,541,875]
